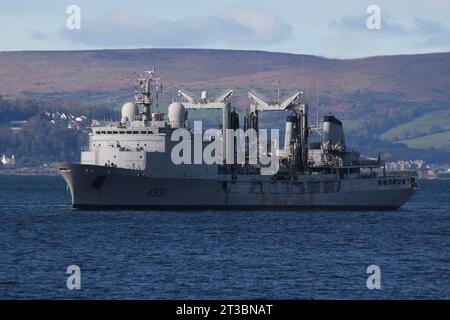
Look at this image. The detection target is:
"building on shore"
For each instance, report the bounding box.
[1,155,16,168]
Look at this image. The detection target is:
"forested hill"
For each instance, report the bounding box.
[0,97,116,165]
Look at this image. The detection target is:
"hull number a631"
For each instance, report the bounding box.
[147,187,167,198]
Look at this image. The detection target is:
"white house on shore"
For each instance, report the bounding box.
[1,155,15,168]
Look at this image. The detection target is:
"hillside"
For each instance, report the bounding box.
[1,49,449,102]
[0,48,449,162]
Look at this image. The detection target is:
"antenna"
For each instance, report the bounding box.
[276,80,280,103]
[257,55,262,91]
[306,79,309,102]
[316,79,319,127]
[301,56,304,90]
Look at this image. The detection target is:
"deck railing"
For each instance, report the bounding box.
[385,170,417,177]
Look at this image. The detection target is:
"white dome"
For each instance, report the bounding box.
[121,102,139,122]
[168,102,186,128]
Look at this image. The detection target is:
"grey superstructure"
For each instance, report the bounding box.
[59,70,417,210]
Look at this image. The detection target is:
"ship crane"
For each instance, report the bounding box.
[246,90,309,171]
[178,88,234,162]
[248,90,302,112]
[178,89,233,110]
[245,90,303,131]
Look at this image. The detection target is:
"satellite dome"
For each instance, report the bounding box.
[121,102,138,122]
[168,102,186,128]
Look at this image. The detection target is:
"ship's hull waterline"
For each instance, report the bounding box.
[60,163,416,211]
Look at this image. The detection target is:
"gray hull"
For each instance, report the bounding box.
[59,163,416,210]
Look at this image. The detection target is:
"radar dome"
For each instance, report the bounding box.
[168,102,187,128]
[121,102,139,122]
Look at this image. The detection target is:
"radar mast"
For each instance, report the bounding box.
[135,69,160,120]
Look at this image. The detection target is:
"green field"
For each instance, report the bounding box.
[381,111,450,142]
[399,130,450,149]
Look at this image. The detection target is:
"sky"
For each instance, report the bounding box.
[0,0,449,58]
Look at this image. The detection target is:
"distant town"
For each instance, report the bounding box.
[10,111,94,131]
[385,160,450,180]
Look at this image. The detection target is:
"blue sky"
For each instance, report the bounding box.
[1,0,449,58]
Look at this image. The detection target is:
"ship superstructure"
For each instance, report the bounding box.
[59,70,417,209]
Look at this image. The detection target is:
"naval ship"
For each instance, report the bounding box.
[59,70,417,210]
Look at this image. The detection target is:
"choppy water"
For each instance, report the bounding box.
[0,175,449,299]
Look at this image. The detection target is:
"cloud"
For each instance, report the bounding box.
[58,8,292,48]
[330,13,450,48]
[331,14,406,34]
[30,31,57,42]
[413,18,450,47]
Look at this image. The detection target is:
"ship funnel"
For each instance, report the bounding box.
[322,115,345,151]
